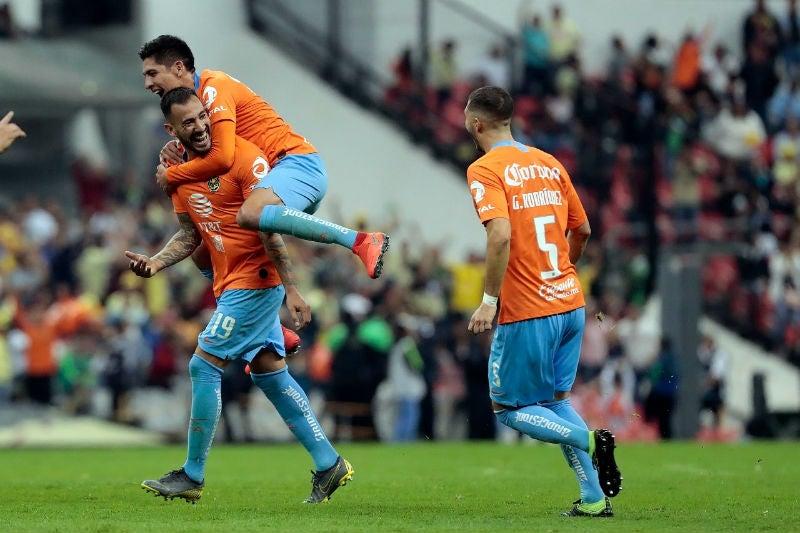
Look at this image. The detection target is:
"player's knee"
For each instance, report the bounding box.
[249,349,285,374]
[495,409,512,427]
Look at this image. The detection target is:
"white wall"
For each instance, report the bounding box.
[140,0,485,262]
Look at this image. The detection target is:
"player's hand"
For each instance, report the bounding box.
[468,303,497,335]
[155,164,174,196]
[0,111,26,154]
[124,251,164,278]
[284,286,311,330]
[160,139,184,166]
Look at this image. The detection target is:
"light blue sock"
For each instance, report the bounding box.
[541,398,605,504]
[182,355,224,483]
[258,205,357,248]
[495,404,591,451]
[250,366,338,471]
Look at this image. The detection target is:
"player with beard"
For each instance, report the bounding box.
[138,35,389,279]
[463,86,622,517]
[127,87,353,504]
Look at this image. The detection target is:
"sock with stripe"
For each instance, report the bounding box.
[258,205,357,249]
[541,398,605,504]
[251,366,338,471]
[182,355,224,483]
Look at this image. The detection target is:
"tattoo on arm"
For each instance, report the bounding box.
[262,232,296,287]
[152,213,202,268]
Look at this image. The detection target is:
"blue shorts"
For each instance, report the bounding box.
[197,286,286,361]
[488,307,585,408]
[256,153,328,215]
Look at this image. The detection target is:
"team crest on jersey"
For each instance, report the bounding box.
[207,176,220,192]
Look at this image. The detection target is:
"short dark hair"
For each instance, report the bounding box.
[160,87,198,118]
[139,34,195,72]
[466,86,514,122]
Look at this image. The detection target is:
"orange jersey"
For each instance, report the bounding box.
[171,136,281,297]
[467,141,588,324]
[167,69,316,184]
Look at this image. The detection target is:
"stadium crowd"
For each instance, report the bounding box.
[7,0,798,443]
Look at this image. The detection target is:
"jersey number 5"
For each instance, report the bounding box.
[534,215,562,280]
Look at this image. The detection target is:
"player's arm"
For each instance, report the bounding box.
[469,217,510,335]
[260,232,312,329]
[125,213,201,277]
[165,119,237,185]
[567,220,591,264]
[562,166,591,264]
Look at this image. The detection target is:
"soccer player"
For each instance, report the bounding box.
[0,111,25,153]
[138,35,389,279]
[463,86,622,517]
[127,87,353,504]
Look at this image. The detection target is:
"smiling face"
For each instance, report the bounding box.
[142,57,192,96]
[164,95,212,155]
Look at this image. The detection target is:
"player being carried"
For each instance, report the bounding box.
[138,35,389,279]
[127,87,353,504]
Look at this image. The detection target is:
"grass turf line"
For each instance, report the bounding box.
[1,441,794,533]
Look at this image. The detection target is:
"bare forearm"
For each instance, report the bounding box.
[261,232,297,288]
[484,235,509,297]
[152,214,202,269]
[567,223,591,264]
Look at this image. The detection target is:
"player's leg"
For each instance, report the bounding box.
[550,308,622,502]
[489,318,594,452]
[241,285,353,502]
[189,241,300,354]
[236,153,389,279]
[141,348,227,503]
[546,308,606,510]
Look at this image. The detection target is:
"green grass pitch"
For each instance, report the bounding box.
[1,440,795,532]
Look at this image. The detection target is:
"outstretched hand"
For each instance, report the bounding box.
[124,251,164,278]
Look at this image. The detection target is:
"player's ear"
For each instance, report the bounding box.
[172,60,185,75]
[163,122,177,137]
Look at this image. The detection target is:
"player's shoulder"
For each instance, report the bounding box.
[231,135,269,176]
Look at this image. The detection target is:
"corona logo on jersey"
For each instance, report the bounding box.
[252,157,269,179]
[207,176,220,192]
[202,86,217,108]
[470,180,485,202]
[188,193,214,218]
[504,162,562,187]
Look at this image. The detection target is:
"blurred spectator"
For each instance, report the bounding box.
[518,2,550,97]
[476,43,512,89]
[671,29,709,95]
[766,78,800,131]
[782,0,800,75]
[430,39,458,109]
[702,92,766,162]
[644,337,680,439]
[742,0,783,62]
[606,34,631,90]
[701,44,739,99]
[615,302,660,404]
[697,334,729,436]
[381,314,426,442]
[0,3,19,39]
[545,3,580,68]
[14,294,58,405]
[740,38,781,120]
